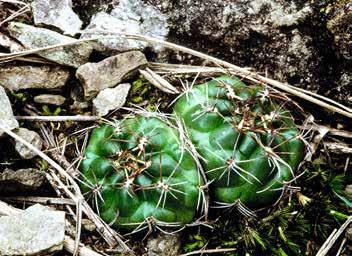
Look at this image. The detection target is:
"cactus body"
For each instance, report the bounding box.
[174,76,304,209]
[80,115,202,230]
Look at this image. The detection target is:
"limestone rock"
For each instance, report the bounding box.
[81,0,169,54]
[0,65,69,91]
[0,32,24,52]
[93,83,131,116]
[345,184,352,199]
[147,233,181,256]
[7,22,93,67]
[13,128,43,159]
[34,94,66,106]
[346,226,352,241]
[149,0,321,89]
[76,51,147,99]
[0,204,65,255]
[0,168,45,193]
[0,86,18,136]
[327,0,352,60]
[32,0,83,36]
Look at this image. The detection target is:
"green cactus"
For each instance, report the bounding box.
[173,76,305,210]
[80,114,203,231]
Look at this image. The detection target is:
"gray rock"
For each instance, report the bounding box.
[34,94,66,106]
[0,32,24,52]
[346,226,352,241]
[93,83,131,116]
[147,233,181,256]
[338,72,352,106]
[32,0,83,36]
[272,29,316,85]
[81,0,169,54]
[71,0,120,26]
[13,128,43,159]
[345,184,352,199]
[0,204,65,255]
[0,168,45,193]
[0,64,70,91]
[326,1,352,60]
[76,51,147,99]
[7,22,93,67]
[248,0,312,28]
[149,0,321,89]
[0,86,18,136]
[70,101,89,111]
[80,12,142,54]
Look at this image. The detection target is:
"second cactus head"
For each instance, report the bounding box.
[174,76,305,210]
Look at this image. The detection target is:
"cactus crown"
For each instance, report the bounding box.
[80,76,305,231]
[80,113,203,231]
[173,76,305,210]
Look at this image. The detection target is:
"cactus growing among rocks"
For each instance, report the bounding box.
[173,76,305,210]
[80,75,305,233]
[80,113,204,231]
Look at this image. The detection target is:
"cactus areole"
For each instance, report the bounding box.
[173,76,305,210]
[80,116,203,231]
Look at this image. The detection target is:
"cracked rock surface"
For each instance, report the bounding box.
[93,83,131,116]
[0,204,65,256]
[81,0,169,54]
[32,0,83,36]
[0,168,45,193]
[147,0,351,105]
[0,64,70,91]
[0,86,18,136]
[76,51,147,99]
[13,128,43,160]
[7,22,93,67]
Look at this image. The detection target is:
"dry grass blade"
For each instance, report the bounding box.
[11,56,57,64]
[0,0,27,5]
[149,62,231,76]
[15,115,100,122]
[316,216,352,256]
[139,67,179,94]
[0,196,75,205]
[301,124,352,139]
[64,236,103,256]
[323,141,352,154]
[0,0,30,27]
[179,247,236,256]
[0,37,101,61]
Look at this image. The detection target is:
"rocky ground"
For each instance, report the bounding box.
[0,0,351,255]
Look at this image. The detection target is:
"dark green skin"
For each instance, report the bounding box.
[174,76,304,209]
[80,116,202,231]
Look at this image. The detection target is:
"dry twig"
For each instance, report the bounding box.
[0,196,75,206]
[179,247,236,256]
[15,115,100,122]
[0,0,30,27]
[316,216,352,256]
[139,67,180,94]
